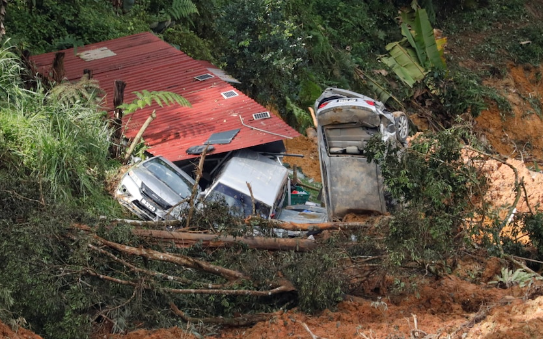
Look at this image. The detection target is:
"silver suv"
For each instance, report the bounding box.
[116,156,200,221]
[314,88,408,219]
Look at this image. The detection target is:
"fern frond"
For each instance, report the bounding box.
[167,0,198,20]
[48,75,104,106]
[119,90,191,114]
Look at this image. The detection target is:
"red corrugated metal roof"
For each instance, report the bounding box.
[30,32,299,161]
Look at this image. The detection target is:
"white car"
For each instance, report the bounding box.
[204,149,328,234]
[116,156,200,221]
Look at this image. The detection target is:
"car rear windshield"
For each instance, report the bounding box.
[208,183,271,218]
[143,158,193,197]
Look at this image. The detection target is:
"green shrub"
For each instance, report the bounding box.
[282,247,346,314]
[366,129,488,264]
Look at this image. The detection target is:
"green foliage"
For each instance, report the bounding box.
[380,6,445,88]
[167,0,198,20]
[439,0,527,34]
[0,182,96,339]
[506,23,543,66]
[503,212,543,263]
[282,247,346,314]
[48,75,104,106]
[382,41,426,87]
[1,47,115,204]
[0,41,24,102]
[214,0,307,104]
[366,129,488,264]
[424,68,511,118]
[162,27,216,63]
[488,268,542,289]
[285,97,313,133]
[522,212,543,257]
[118,90,191,114]
[146,0,198,22]
[5,0,150,53]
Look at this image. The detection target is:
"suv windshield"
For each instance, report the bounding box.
[143,157,193,197]
[208,183,271,218]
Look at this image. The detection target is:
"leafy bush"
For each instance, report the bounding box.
[366,129,488,264]
[504,211,543,265]
[438,0,527,34]
[282,247,346,314]
[425,68,510,119]
[5,0,149,53]
[506,24,543,65]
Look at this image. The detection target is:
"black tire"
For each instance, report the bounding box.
[392,111,409,144]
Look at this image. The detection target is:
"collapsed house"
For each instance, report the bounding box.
[30,32,299,180]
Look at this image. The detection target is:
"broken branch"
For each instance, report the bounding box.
[74,224,247,281]
[170,302,280,326]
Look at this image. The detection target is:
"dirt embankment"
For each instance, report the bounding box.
[0,321,42,339]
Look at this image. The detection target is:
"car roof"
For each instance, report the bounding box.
[211,149,288,206]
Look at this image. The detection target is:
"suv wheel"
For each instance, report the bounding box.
[392,111,409,144]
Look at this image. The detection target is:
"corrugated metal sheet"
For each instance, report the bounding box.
[30,32,299,161]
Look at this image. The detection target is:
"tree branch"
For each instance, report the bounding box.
[169,302,280,326]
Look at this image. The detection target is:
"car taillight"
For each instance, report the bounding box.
[318,102,330,109]
[365,100,375,106]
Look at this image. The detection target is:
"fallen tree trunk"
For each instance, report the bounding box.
[132,229,318,251]
[245,215,391,232]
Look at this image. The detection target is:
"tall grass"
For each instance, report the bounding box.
[1,43,112,204]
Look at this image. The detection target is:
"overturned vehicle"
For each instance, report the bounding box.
[314,87,409,220]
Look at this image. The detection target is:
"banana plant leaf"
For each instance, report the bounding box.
[399,5,416,27]
[382,41,426,87]
[401,23,426,68]
[413,9,445,69]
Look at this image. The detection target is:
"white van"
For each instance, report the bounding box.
[204,149,327,226]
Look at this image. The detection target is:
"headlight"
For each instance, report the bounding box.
[129,170,142,187]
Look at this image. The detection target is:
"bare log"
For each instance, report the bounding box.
[124,111,156,163]
[111,80,126,158]
[133,229,318,251]
[245,215,391,232]
[0,0,7,40]
[186,146,208,227]
[170,302,281,326]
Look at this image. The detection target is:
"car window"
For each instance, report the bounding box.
[143,158,193,197]
[208,183,271,218]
